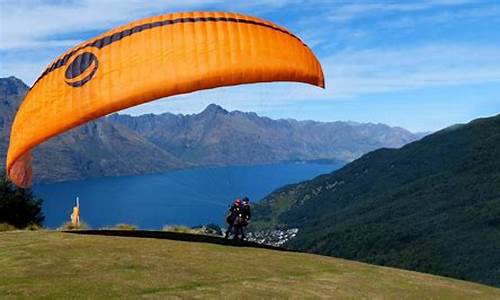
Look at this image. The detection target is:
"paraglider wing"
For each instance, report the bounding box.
[6,12,325,187]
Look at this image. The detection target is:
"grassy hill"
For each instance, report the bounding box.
[1,231,500,299]
[252,114,500,287]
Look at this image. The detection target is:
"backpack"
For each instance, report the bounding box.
[226,204,239,224]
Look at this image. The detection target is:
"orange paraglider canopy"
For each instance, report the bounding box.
[6,11,324,187]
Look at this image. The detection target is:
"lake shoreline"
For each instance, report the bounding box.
[35,162,343,230]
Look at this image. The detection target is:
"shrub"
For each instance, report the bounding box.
[112,223,137,230]
[59,221,89,231]
[162,225,195,234]
[0,176,44,229]
[25,223,43,231]
[0,222,17,231]
[162,224,223,236]
[192,224,223,236]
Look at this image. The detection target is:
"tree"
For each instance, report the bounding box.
[0,176,44,228]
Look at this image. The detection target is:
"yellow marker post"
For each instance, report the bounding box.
[70,197,80,226]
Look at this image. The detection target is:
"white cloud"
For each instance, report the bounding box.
[327,0,476,23]
[378,4,500,29]
[0,0,217,50]
[0,0,297,50]
[327,44,500,95]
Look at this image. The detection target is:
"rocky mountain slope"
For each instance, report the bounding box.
[109,105,418,166]
[0,76,421,182]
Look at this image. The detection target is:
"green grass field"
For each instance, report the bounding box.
[1,231,499,299]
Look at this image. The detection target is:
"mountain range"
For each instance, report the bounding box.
[0,76,421,182]
[252,113,500,287]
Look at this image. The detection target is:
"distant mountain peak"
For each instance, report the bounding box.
[0,76,29,98]
[201,103,229,116]
[0,76,24,82]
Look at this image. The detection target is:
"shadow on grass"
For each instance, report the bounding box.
[64,230,293,252]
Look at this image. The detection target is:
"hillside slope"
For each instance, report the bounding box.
[33,120,187,181]
[0,76,420,182]
[252,114,500,287]
[1,231,499,299]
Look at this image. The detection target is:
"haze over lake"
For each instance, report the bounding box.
[34,163,342,229]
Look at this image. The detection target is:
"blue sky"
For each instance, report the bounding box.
[1,0,499,132]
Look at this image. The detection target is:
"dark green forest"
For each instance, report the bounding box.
[253,114,500,287]
[0,177,44,229]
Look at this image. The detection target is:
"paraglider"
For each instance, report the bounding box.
[6,11,324,187]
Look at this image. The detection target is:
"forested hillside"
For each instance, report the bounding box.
[253,114,500,287]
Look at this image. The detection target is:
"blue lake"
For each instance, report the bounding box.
[34,163,342,229]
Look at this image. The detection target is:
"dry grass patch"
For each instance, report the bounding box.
[162,225,199,234]
[58,221,89,231]
[111,223,137,231]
